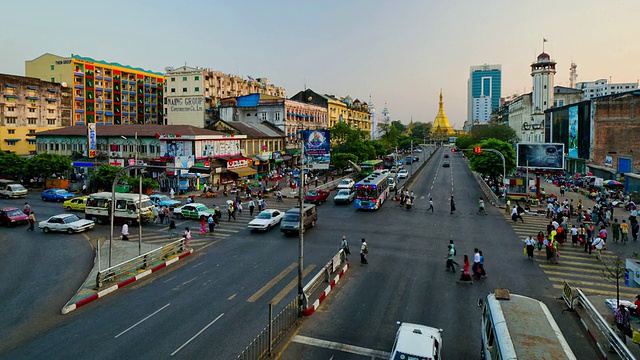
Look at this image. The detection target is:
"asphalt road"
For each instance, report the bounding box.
[276,147,598,359]
[0,153,422,359]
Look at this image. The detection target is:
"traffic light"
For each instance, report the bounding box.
[451,148,456,153]
[474,146,482,155]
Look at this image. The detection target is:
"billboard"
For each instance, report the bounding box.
[567,106,578,158]
[517,143,565,170]
[303,129,330,170]
[87,123,97,158]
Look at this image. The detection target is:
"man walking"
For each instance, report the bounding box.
[621,219,630,243]
[477,197,488,215]
[121,223,129,241]
[427,198,434,213]
[524,235,536,260]
[208,214,215,233]
[445,244,456,273]
[450,195,456,214]
[360,238,368,265]
[163,206,170,225]
[27,211,36,231]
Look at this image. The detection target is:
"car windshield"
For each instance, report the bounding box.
[339,180,350,186]
[195,205,208,212]
[156,195,169,202]
[10,184,26,191]
[338,190,350,195]
[64,215,81,223]
[283,214,299,221]
[257,212,272,219]
[306,190,318,196]
[6,209,23,216]
[55,190,68,194]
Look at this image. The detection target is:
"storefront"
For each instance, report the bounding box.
[218,156,257,181]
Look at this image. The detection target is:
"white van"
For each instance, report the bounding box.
[388,177,396,191]
[389,322,442,360]
[85,192,154,225]
[0,180,28,198]
[280,204,317,235]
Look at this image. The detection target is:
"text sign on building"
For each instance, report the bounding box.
[516,143,565,170]
[87,123,97,158]
[303,130,331,170]
[166,97,204,112]
[227,158,250,169]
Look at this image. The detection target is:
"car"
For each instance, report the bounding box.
[304,189,331,204]
[333,189,355,204]
[444,154,450,158]
[63,196,88,211]
[0,207,28,226]
[395,159,404,166]
[390,167,401,175]
[41,188,75,202]
[414,148,423,153]
[405,156,413,165]
[247,209,284,231]
[373,169,390,176]
[149,194,181,208]
[443,161,450,167]
[413,156,420,162]
[173,203,216,220]
[38,214,95,234]
[389,322,442,360]
[397,169,409,179]
[336,178,355,190]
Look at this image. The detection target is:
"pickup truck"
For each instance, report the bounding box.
[304,189,331,204]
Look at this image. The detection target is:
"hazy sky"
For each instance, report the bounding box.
[2,1,639,129]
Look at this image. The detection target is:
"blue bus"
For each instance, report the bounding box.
[354,173,390,210]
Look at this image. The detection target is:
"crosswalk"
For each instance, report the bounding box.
[503,211,639,300]
[131,198,301,249]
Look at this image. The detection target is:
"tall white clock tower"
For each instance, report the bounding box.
[530,51,556,142]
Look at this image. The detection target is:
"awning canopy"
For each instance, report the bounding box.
[229,167,257,178]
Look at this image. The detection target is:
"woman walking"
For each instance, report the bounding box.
[524,235,536,260]
[536,231,545,255]
[456,255,473,284]
[200,216,207,234]
[450,195,456,215]
[478,250,487,278]
[168,218,176,239]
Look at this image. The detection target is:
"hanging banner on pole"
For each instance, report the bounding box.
[303,130,331,170]
[87,123,97,158]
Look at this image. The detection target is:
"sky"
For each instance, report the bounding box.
[2,0,639,129]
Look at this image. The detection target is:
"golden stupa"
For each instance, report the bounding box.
[430,90,456,136]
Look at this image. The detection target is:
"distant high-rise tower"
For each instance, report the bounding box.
[530,51,556,124]
[468,64,502,125]
[569,62,578,89]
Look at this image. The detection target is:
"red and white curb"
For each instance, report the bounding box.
[302,263,349,316]
[61,249,193,315]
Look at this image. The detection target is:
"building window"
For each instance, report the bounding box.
[275,112,280,121]
[7,106,15,112]
[29,129,35,134]
[50,65,55,70]
[8,129,15,134]
[48,119,56,125]
[171,77,175,82]
[183,77,187,81]
[51,77,55,82]
[171,88,176,93]
[182,88,187,93]
[195,87,200,92]
[28,118,36,125]
[6,117,16,124]
[48,109,55,114]
[195,76,199,81]
[28,108,36,113]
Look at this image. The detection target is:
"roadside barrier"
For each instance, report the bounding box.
[95,238,189,289]
[472,172,503,208]
[302,249,347,309]
[560,281,577,313]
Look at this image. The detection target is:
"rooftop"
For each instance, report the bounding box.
[34,125,226,138]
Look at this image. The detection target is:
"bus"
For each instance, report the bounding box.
[481,289,576,360]
[382,154,396,169]
[354,172,390,210]
[359,159,384,176]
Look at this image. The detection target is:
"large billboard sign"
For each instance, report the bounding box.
[517,143,565,170]
[87,123,97,158]
[303,129,330,170]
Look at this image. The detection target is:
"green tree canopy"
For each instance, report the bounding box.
[90,164,127,191]
[25,153,72,181]
[329,122,375,165]
[470,124,519,145]
[467,138,516,183]
[0,152,28,180]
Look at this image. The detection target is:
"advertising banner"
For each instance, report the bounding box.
[303,130,331,170]
[87,123,97,158]
[517,143,565,170]
[160,141,192,158]
[568,106,578,158]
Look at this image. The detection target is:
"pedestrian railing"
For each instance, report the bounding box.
[302,249,346,304]
[472,172,503,207]
[574,287,635,360]
[236,297,300,360]
[95,238,188,289]
[560,281,577,313]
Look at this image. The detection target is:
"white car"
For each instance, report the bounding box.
[388,177,397,191]
[248,209,284,231]
[333,189,355,204]
[389,322,442,360]
[39,214,95,234]
[373,169,390,176]
[337,178,355,190]
[397,169,409,179]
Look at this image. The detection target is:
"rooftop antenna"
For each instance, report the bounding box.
[542,38,548,53]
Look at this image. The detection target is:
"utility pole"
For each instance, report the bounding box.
[298,130,306,311]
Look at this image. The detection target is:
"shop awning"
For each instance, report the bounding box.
[282,155,292,161]
[229,167,257,177]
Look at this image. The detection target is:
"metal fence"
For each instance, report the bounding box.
[237,297,300,360]
[473,172,503,207]
[96,238,188,289]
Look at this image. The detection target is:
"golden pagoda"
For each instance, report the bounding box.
[406,117,414,135]
[430,90,456,136]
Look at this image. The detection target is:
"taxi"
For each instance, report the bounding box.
[63,196,88,211]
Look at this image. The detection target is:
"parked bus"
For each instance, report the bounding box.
[85,192,154,225]
[354,172,390,210]
[359,159,384,176]
[481,289,576,360]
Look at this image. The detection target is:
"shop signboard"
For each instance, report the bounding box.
[517,143,565,170]
[303,130,330,170]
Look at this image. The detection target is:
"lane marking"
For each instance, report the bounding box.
[228,293,237,300]
[170,313,224,356]
[115,303,171,338]
[269,265,316,305]
[247,263,297,302]
[292,335,390,358]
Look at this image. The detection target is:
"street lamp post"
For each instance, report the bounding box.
[297,130,306,311]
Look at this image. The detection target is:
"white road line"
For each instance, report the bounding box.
[171,313,224,356]
[292,335,390,358]
[115,303,171,338]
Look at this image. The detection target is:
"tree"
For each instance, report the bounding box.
[25,153,72,181]
[0,152,27,180]
[467,138,516,184]
[470,124,519,145]
[600,252,626,308]
[410,122,432,140]
[330,153,358,171]
[329,122,375,164]
[90,164,126,191]
[455,136,477,151]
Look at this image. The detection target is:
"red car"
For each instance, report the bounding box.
[304,189,331,204]
[0,207,28,226]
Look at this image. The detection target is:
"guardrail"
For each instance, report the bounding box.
[303,249,346,302]
[472,172,503,207]
[95,238,188,289]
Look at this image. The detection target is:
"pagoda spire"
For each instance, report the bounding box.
[431,90,455,136]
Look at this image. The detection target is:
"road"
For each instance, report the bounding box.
[0,154,420,358]
[276,147,598,359]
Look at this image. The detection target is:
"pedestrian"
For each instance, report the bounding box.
[168,218,176,239]
[599,225,608,243]
[550,237,559,264]
[537,231,545,255]
[593,235,605,261]
[621,219,630,243]
[360,238,368,265]
[456,255,473,284]
[478,250,487,278]
[208,214,215,233]
[511,205,524,223]
[200,216,207,234]
[427,198,434,213]
[560,184,565,196]
[450,195,456,214]
[183,227,192,247]
[632,221,639,242]
[248,198,255,216]
[445,244,456,273]
[615,304,633,344]
[236,198,243,214]
[228,202,235,221]
[163,206,170,225]
[472,248,481,279]
[169,188,175,199]
[544,235,552,261]
[340,236,350,260]
[153,205,159,224]
[524,235,536,260]
[477,197,487,215]
[27,211,36,231]
[121,223,129,241]
[612,218,620,243]
[570,225,579,247]
[23,202,31,215]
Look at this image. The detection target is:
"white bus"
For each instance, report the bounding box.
[481,289,576,360]
[85,192,154,225]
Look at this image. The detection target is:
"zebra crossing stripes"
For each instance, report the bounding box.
[503,213,637,299]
